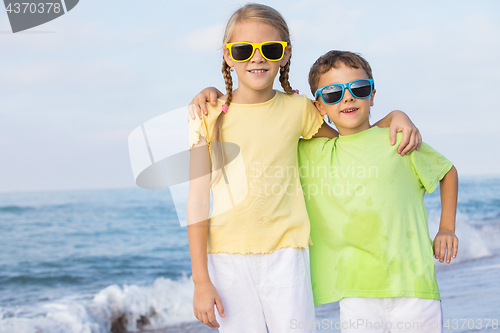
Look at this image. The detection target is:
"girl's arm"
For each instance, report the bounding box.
[187,137,225,329]
[312,121,339,139]
[433,165,459,264]
[372,111,422,155]
[188,89,422,154]
[312,110,422,154]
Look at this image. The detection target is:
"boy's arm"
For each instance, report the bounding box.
[372,110,422,155]
[189,87,223,120]
[186,88,343,139]
[187,137,225,328]
[433,165,459,264]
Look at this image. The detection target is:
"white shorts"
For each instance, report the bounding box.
[207,247,316,333]
[339,297,442,333]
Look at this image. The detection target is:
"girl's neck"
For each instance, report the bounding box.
[231,86,276,104]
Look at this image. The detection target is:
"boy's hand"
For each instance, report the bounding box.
[193,280,225,328]
[433,229,459,264]
[188,87,223,121]
[388,110,422,155]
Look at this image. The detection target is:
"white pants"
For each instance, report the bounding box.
[207,247,316,333]
[339,297,442,333]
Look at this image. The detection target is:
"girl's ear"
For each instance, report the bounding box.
[223,47,235,68]
[280,45,292,68]
[370,89,376,107]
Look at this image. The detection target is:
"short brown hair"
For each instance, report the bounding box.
[308,50,373,96]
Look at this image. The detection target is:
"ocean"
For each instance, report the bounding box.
[0,176,499,333]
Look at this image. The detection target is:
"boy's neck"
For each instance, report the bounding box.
[336,121,372,136]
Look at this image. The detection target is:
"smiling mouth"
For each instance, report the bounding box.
[248,69,268,73]
[341,108,358,113]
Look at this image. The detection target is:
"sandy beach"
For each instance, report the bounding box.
[139,254,500,333]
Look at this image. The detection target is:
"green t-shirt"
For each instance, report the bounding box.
[297,126,453,306]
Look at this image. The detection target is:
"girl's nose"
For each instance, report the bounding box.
[250,48,265,62]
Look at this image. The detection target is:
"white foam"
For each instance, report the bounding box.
[0,276,196,333]
[427,209,493,267]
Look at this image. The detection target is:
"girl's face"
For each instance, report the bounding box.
[224,20,291,102]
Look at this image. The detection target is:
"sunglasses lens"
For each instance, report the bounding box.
[261,42,284,60]
[350,80,372,98]
[231,44,253,61]
[322,85,343,104]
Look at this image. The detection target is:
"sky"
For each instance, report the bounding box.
[1,0,499,193]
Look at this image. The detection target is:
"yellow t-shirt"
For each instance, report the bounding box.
[188,91,323,254]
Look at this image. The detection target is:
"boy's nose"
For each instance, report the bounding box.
[343,88,355,101]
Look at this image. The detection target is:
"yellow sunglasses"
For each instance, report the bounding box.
[226,41,288,62]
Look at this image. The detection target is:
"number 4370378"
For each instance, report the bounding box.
[444,319,498,330]
[5,3,62,14]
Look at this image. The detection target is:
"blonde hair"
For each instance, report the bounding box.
[212,3,294,184]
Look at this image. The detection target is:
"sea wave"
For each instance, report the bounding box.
[0,205,35,214]
[427,210,497,267]
[0,276,195,333]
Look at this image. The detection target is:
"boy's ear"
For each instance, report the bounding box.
[312,99,327,116]
[370,89,376,107]
[223,47,234,68]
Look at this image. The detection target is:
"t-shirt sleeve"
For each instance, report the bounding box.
[188,115,208,150]
[301,96,324,139]
[297,137,334,179]
[409,142,453,193]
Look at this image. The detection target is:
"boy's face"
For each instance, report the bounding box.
[313,63,375,136]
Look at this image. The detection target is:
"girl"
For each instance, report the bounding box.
[187,4,420,332]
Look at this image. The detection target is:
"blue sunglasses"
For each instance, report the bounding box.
[315,79,374,105]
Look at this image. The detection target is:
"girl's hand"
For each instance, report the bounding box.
[433,229,459,264]
[389,110,422,155]
[193,280,225,328]
[188,87,223,121]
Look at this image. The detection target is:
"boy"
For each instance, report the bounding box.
[298,50,458,332]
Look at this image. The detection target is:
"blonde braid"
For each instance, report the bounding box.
[222,59,233,106]
[279,57,294,94]
[211,59,234,185]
